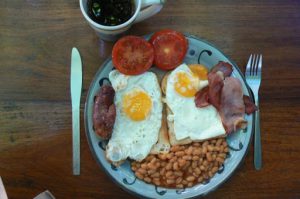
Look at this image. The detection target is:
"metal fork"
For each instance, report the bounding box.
[245,54,262,170]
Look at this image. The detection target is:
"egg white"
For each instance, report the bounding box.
[165,63,226,141]
[106,70,162,163]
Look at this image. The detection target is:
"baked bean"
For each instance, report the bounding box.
[192,161,198,169]
[188,182,193,187]
[192,155,200,161]
[208,171,213,178]
[150,157,157,164]
[146,170,154,175]
[211,139,217,144]
[193,142,200,147]
[188,167,193,174]
[195,167,201,175]
[206,153,212,162]
[131,166,137,171]
[178,159,186,167]
[212,166,219,174]
[174,171,183,177]
[153,177,160,181]
[166,162,172,170]
[138,168,146,174]
[166,153,174,159]
[192,149,201,155]
[173,162,179,170]
[198,158,203,164]
[147,163,156,170]
[166,179,175,184]
[193,172,199,178]
[216,157,225,164]
[176,177,183,184]
[183,155,192,160]
[155,162,160,168]
[198,176,204,183]
[160,168,166,176]
[145,155,152,162]
[219,145,224,152]
[135,171,143,179]
[203,141,209,147]
[218,153,227,159]
[170,156,177,163]
[186,146,193,155]
[182,180,188,185]
[151,172,160,178]
[186,176,195,182]
[158,154,165,160]
[165,171,173,178]
[175,151,185,156]
[214,146,220,152]
[207,145,214,152]
[216,139,223,146]
[141,163,148,169]
[203,160,208,166]
[200,165,206,171]
[185,160,191,168]
[171,145,180,152]
[144,177,151,183]
[212,153,217,160]
[153,179,160,186]
[224,147,229,153]
[213,161,220,167]
[176,184,184,189]
[202,146,207,154]
[161,161,167,167]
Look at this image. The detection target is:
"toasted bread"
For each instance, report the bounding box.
[160,72,193,145]
[150,105,170,154]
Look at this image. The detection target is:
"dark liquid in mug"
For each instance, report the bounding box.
[87,0,134,26]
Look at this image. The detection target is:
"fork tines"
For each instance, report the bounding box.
[246,54,262,76]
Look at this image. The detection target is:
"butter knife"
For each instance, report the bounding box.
[70,47,82,175]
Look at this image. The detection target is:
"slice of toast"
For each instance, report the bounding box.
[150,105,171,154]
[160,72,193,145]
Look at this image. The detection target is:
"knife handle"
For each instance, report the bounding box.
[254,108,262,170]
[72,107,80,175]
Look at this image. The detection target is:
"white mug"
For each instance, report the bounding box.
[79,0,165,41]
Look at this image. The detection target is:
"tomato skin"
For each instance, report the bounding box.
[150,29,188,70]
[112,36,154,75]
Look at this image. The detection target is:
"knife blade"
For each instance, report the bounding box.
[70,47,82,175]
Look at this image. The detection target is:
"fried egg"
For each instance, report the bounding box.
[165,63,226,141]
[106,70,162,163]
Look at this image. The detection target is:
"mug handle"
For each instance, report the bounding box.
[134,0,165,23]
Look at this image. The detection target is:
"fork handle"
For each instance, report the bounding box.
[254,106,262,170]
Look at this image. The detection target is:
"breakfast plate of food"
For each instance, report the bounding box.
[84,30,257,198]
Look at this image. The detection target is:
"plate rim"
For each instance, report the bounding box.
[84,34,255,199]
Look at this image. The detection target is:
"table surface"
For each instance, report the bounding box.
[1,0,300,198]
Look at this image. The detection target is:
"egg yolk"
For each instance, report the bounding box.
[174,72,198,97]
[189,64,208,80]
[122,90,152,121]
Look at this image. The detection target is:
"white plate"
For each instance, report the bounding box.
[84,34,254,199]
